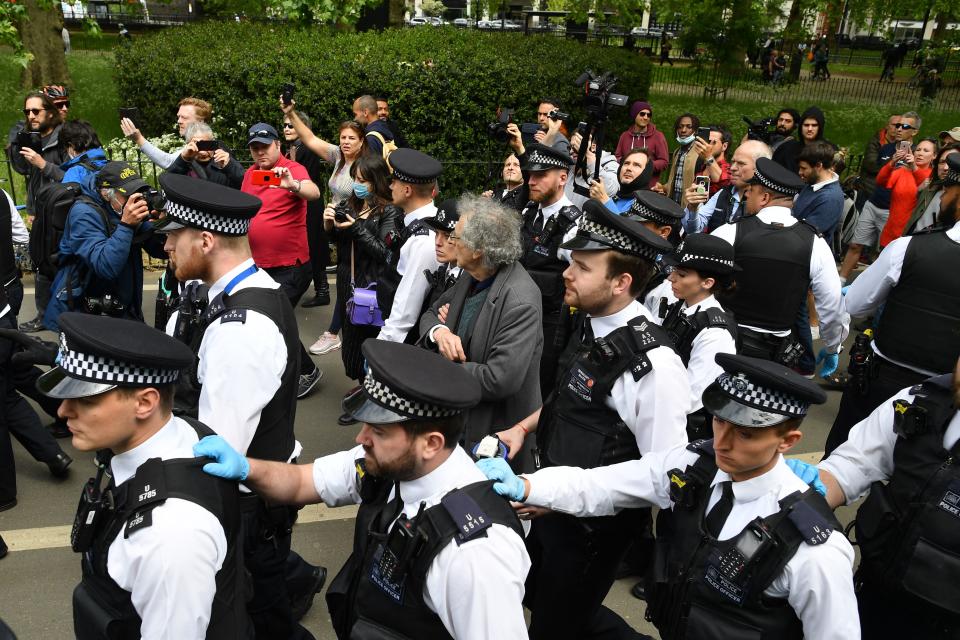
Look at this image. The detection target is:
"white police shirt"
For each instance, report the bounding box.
[106,417,228,640]
[820,384,960,503]
[525,449,860,640]
[843,219,960,376]
[589,300,690,452]
[378,203,440,343]
[195,258,300,461]
[311,445,530,640]
[711,206,847,353]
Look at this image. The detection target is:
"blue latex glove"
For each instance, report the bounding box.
[816,348,839,379]
[476,457,526,502]
[785,458,827,497]
[193,435,249,481]
[840,285,850,297]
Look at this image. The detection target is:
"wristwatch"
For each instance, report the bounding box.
[704,157,715,166]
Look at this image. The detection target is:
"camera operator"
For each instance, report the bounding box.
[665,113,703,207]
[120,97,212,170]
[534,98,571,155]
[482,153,527,212]
[563,129,620,209]
[7,91,67,333]
[771,107,802,172]
[167,122,244,189]
[44,161,166,331]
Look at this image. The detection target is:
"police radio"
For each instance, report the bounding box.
[712,518,776,587]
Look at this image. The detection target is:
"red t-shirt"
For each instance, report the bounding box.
[242,154,311,268]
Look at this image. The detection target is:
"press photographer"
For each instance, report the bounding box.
[167,122,244,189]
[44,161,167,330]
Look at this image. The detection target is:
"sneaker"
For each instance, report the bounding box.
[309,332,341,355]
[297,366,323,399]
[18,317,43,333]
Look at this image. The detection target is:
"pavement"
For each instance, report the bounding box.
[0,279,862,639]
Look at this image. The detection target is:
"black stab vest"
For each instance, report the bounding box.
[518,202,581,316]
[646,440,841,640]
[875,230,960,374]
[0,192,17,287]
[660,300,738,367]
[173,285,298,462]
[326,467,524,640]
[855,374,960,619]
[717,215,814,332]
[72,419,249,640]
[538,313,677,469]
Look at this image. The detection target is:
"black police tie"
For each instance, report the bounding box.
[705,481,734,538]
[378,482,404,534]
[533,210,544,235]
[582,317,595,345]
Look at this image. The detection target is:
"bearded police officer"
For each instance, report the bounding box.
[817,355,960,638]
[711,158,845,373]
[419,198,461,316]
[156,174,322,638]
[824,153,960,454]
[498,201,690,639]
[193,340,531,639]
[37,313,249,639]
[377,148,443,344]
[482,354,860,640]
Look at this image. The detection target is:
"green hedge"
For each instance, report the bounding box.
[114,22,651,196]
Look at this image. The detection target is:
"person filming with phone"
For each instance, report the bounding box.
[167,122,244,189]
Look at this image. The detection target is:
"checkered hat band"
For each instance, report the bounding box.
[946,169,960,185]
[58,340,180,386]
[678,252,735,268]
[527,150,566,169]
[166,201,250,236]
[392,170,434,184]
[363,371,459,419]
[580,218,656,260]
[630,201,673,226]
[718,372,807,417]
[754,171,796,195]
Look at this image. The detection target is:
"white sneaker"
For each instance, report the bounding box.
[309,332,341,355]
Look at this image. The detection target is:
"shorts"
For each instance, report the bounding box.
[850,200,889,247]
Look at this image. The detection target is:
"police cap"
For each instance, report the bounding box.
[424,198,459,233]
[747,157,805,197]
[628,191,684,227]
[389,148,443,184]
[154,173,262,236]
[944,153,960,187]
[662,233,740,276]
[522,143,573,172]
[561,199,672,261]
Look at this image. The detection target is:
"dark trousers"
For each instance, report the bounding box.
[305,206,329,293]
[264,263,316,377]
[31,272,51,320]
[794,299,816,374]
[539,313,565,401]
[824,357,927,455]
[858,581,960,639]
[526,509,651,640]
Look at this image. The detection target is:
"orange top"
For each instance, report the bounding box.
[877,161,932,247]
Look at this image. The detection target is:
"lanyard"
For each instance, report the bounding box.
[224,264,258,296]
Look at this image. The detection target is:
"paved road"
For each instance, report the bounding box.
[0,281,860,639]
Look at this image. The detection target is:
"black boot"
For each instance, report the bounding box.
[301,282,330,308]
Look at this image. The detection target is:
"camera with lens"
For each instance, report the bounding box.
[84,294,126,318]
[136,187,167,215]
[548,109,571,122]
[334,200,352,223]
[742,116,780,145]
[487,107,516,144]
[576,70,629,116]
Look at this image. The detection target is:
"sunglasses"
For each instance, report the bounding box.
[22,108,46,116]
[282,123,295,129]
[55,101,70,110]
[895,123,915,130]
[637,111,651,117]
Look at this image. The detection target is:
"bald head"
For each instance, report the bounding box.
[730,141,772,189]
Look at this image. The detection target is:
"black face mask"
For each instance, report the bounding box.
[936,193,958,228]
[618,160,654,196]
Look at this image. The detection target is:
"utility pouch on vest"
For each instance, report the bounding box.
[901,536,960,614]
[775,336,805,368]
[855,481,900,575]
[73,580,140,640]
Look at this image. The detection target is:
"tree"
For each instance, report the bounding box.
[421,0,445,18]
[10,1,71,88]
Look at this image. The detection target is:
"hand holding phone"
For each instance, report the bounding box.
[281,83,296,107]
[250,169,281,187]
[697,127,712,142]
[695,175,711,195]
[118,107,142,129]
[16,130,42,154]
[195,140,219,152]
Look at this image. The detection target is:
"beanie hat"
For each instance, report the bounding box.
[630,101,653,120]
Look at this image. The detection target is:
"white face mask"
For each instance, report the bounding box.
[677,133,696,146]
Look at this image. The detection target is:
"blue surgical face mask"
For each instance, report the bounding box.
[677,133,696,146]
[353,181,371,200]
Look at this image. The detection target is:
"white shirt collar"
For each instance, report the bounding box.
[541,194,574,218]
[810,172,839,192]
[683,294,722,315]
[110,416,178,485]
[397,446,478,508]
[754,205,796,226]
[711,454,794,502]
[403,202,437,228]
[588,299,653,339]
[208,257,256,301]
[948,219,960,242]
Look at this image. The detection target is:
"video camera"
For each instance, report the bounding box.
[572,69,628,196]
[487,107,541,145]
[742,116,781,146]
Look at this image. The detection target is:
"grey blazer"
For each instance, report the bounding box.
[419,261,543,460]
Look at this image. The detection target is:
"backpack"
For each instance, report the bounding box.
[29,167,113,279]
[366,131,398,164]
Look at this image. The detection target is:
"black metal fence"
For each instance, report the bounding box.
[648,65,960,111]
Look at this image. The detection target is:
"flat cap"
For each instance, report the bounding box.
[747,157,805,197]
[389,148,443,184]
[562,199,672,261]
[702,353,827,428]
[155,173,262,236]
[662,233,740,275]
[342,341,481,424]
[628,191,685,227]
[523,143,573,172]
[37,313,194,399]
[424,198,459,233]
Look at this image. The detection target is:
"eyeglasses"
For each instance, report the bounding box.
[55,101,70,110]
[22,108,46,117]
[282,123,295,129]
[637,111,651,117]
[895,123,915,130]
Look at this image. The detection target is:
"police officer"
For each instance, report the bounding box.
[419,198,461,316]
[35,313,249,639]
[657,233,739,441]
[482,354,860,640]
[517,143,582,397]
[497,201,690,639]
[157,173,322,638]
[824,153,960,454]
[711,157,845,372]
[193,340,531,639]
[818,355,960,638]
[625,190,685,306]
[377,148,443,344]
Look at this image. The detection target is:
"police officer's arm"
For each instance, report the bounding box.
[808,237,847,353]
[244,459,322,506]
[686,328,735,409]
[843,236,908,317]
[819,390,906,507]
[379,237,438,343]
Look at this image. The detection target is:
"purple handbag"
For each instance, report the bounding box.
[345,242,384,326]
